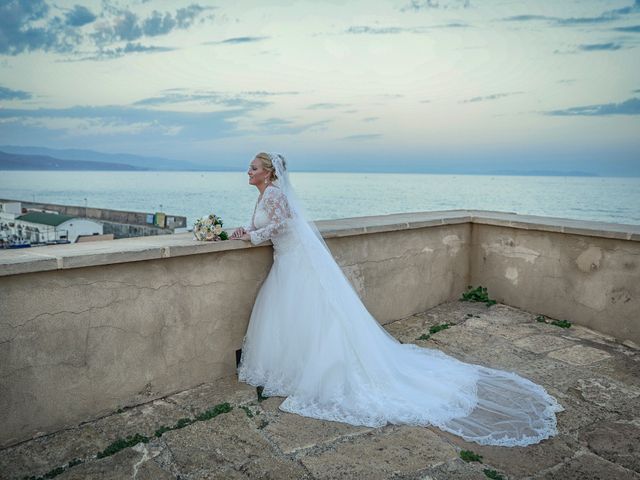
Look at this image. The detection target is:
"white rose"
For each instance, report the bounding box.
[214,224,223,235]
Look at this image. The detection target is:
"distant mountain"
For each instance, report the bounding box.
[0,145,234,171]
[485,169,599,177]
[0,151,145,171]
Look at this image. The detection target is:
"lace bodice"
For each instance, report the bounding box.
[246,185,293,247]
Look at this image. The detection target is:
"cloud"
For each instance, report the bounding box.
[0,85,32,100]
[306,103,348,110]
[69,42,175,61]
[0,103,257,141]
[500,1,640,26]
[253,117,330,135]
[578,42,623,51]
[555,42,625,55]
[0,0,81,55]
[401,0,470,11]
[557,0,640,25]
[613,24,640,32]
[347,26,410,35]
[0,1,211,57]
[545,97,640,116]
[501,15,556,22]
[345,23,468,35]
[141,11,176,36]
[340,134,382,141]
[212,36,270,44]
[92,5,209,45]
[241,90,302,96]
[461,91,524,103]
[133,91,268,109]
[65,5,96,27]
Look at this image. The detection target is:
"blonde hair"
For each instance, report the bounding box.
[255,152,286,182]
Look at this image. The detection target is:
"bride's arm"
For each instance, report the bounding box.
[247,189,291,245]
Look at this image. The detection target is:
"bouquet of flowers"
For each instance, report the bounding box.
[193,213,229,241]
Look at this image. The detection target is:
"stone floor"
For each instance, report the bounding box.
[2,302,639,480]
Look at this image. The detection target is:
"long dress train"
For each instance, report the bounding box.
[237,183,562,447]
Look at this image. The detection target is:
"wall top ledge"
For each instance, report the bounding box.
[1,210,638,277]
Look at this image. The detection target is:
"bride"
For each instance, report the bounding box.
[230,152,562,446]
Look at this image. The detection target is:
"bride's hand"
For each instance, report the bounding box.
[230,227,246,239]
[231,227,247,240]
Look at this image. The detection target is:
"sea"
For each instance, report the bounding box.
[0,171,639,229]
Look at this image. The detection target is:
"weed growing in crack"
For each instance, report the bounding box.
[195,402,233,421]
[155,425,171,437]
[23,466,65,480]
[461,286,496,307]
[460,450,483,463]
[536,315,571,329]
[483,468,505,480]
[96,433,150,459]
[416,323,451,341]
[240,405,255,418]
[154,402,233,438]
[22,458,84,480]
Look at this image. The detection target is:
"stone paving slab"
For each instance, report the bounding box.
[299,426,457,480]
[2,302,639,480]
[535,451,640,480]
[90,399,193,444]
[580,420,640,474]
[160,409,310,479]
[438,429,578,478]
[168,376,257,415]
[55,444,174,480]
[257,397,372,455]
[411,459,488,480]
[0,425,110,480]
[547,344,612,366]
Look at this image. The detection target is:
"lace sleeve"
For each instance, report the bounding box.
[249,187,292,245]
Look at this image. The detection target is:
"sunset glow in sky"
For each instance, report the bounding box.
[1,0,639,174]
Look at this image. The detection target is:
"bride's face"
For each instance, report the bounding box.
[248,158,270,186]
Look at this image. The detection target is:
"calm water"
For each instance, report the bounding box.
[1,171,639,228]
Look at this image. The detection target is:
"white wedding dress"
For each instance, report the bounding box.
[238,155,562,447]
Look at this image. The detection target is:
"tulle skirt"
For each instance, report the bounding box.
[237,242,562,447]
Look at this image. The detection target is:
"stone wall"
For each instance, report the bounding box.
[469,221,640,346]
[0,211,638,448]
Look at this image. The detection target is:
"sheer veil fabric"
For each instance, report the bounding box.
[237,153,563,446]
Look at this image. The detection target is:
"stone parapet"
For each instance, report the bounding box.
[0,210,638,448]
[1,210,638,278]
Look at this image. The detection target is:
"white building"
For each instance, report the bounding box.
[16,212,103,244]
[0,203,103,245]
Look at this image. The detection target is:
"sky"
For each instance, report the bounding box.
[0,0,639,174]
